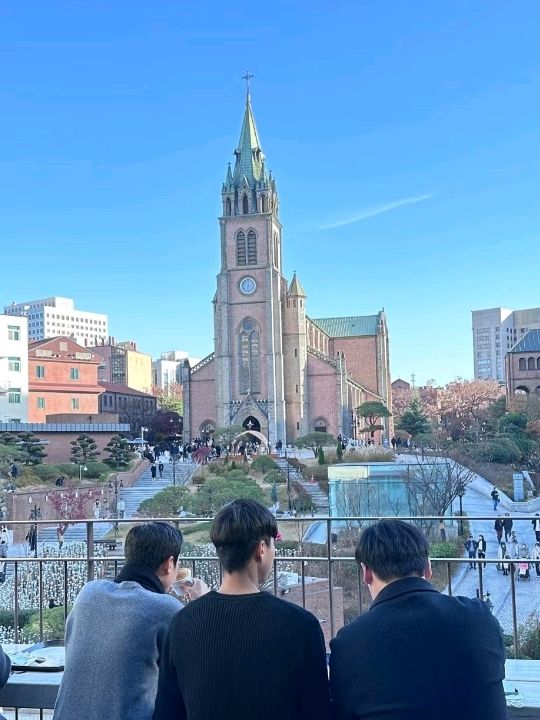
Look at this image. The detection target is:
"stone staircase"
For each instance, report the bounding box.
[24,459,197,548]
[275,459,330,513]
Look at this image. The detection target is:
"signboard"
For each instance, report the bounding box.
[513,472,525,502]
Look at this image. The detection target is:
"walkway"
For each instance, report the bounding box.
[8,458,197,552]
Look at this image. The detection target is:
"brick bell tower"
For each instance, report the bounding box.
[214,82,286,446]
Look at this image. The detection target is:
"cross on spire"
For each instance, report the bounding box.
[242,71,254,96]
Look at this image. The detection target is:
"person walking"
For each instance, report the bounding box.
[464,534,478,569]
[496,541,507,571]
[502,553,511,576]
[502,514,513,542]
[329,520,507,720]
[508,531,519,559]
[531,541,540,576]
[0,525,8,559]
[490,487,500,511]
[494,517,503,544]
[151,463,157,483]
[158,462,164,480]
[93,500,101,520]
[532,514,540,543]
[477,535,487,568]
[117,497,126,520]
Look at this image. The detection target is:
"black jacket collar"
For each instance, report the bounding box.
[370,576,437,610]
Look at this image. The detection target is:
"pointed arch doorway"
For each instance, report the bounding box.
[242,415,261,443]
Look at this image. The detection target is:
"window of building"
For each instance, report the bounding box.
[295,385,299,393]
[537,358,540,370]
[519,358,527,370]
[59,341,68,351]
[8,389,21,404]
[528,357,535,370]
[225,197,232,216]
[35,365,45,378]
[8,325,20,341]
[238,317,260,394]
[247,230,257,264]
[37,397,45,409]
[242,194,249,214]
[294,348,298,357]
[8,357,21,372]
[71,398,80,410]
[70,367,80,380]
[236,231,247,266]
[296,421,300,430]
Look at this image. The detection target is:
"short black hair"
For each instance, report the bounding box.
[210,499,278,573]
[125,522,183,571]
[355,519,429,581]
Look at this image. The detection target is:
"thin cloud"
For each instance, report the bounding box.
[319,194,431,230]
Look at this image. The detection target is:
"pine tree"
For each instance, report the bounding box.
[70,434,100,463]
[398,396,430,438]
[271,481,278,504]
[16,432,46,465]
[318,447,326,465]
[104,435,133,468]
[336,442,343,462]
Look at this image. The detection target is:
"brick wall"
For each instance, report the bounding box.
[331,336,379,395]
[307,354,338,435]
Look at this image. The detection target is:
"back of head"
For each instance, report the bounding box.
[125,521,183,571]
[210,499,277,573]
[355,519,429,581]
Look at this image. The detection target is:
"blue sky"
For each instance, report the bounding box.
[1,1,539,385]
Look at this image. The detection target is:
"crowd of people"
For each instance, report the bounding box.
[463,489,540,580]
[0,508,504,719]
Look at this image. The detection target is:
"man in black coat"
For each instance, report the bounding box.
[503,513,513,541]
[330,520,507,720]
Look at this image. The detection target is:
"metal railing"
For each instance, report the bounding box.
[1,515,539,659]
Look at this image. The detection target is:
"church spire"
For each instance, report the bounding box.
[231,92,268,190]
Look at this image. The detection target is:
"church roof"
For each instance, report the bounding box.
[311,315,380,338]
[509,329,540,353]
[288,273,306,297]
[229,93,268,191]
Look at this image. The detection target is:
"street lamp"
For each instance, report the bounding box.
[457,483,466,536]
[79,464,87,482]
[28,495,42,558]
[108,477,124,536]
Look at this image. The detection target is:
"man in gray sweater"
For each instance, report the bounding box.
[53,522,207,720]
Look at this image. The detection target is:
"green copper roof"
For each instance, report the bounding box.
[311,315,380,337]
[288,273,306,297]
[509,329,540,353]
[228,94,269,191]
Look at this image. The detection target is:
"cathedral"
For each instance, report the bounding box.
[182,91,392,447]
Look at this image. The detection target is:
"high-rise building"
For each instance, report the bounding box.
[472,306,540,382]
[181,91,392,445]
[152,351,200,391]
[0,315,29,422]
[3,297,108,346]
[88,339,152,394]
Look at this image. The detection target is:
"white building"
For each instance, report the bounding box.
[0,315,29,422]
[3,297,108,347]
[152,351,200,390]
[472,306,540,381]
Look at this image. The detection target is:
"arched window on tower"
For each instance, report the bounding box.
[225,197,232,216]
[519,358,526,370]
[243,194,249,214]
[236,231,247,266]
[261,195,268,212]
[247,229,257,264]
[528,357,536,370]
[238,318,260,394]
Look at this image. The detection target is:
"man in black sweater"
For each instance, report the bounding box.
[153,499,330,720]
[330,519,507,720]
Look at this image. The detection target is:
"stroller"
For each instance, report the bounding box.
[517,560,530,580]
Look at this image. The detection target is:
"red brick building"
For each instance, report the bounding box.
[28,337,103,422]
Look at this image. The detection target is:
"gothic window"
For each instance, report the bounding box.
[537,358,540,370]
[273,232,279,268]
[528,357,535,370]
[261,195,268,212]
[225,198,232,216]
[519,358,526,370]
[238,317,261,394]
[247,229,257,264]
[236,231,247,266]
[243,194,249,214]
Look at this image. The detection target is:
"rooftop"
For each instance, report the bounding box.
[311,315,380,338]
[509,329,540,353]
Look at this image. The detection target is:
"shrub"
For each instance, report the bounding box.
[25,606,67,642]
[517,615,540,660]
[224,469,251,482]
[0,609,34,630]
[318,447,326,465]
[138,486,190,517]
[33,466,63,482]
[264,469,286,484]
[251,456,278,473]
[470,438,522,464]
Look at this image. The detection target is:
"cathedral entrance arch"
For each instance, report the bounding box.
[233,430,270,452]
